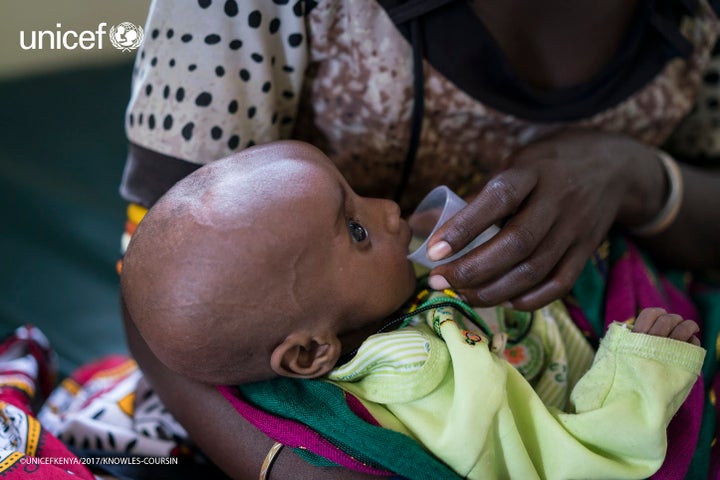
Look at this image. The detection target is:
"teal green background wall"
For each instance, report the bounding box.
[0,63,133,374]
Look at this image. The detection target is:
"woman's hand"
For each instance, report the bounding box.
[426,130,666,310]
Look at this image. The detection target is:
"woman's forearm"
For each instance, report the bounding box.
[637,163,720,269]
[611,135,720,269]
[121,297,376,480]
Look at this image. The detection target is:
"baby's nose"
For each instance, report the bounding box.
[382,199,402,234]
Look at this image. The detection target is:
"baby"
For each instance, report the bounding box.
[121,140,417,385]
[121,140,704,479]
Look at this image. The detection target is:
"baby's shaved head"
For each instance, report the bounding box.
[121,142,342,384]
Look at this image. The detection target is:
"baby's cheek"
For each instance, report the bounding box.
[400,260,419,294]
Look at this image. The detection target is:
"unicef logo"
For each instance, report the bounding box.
[109,22,144,52]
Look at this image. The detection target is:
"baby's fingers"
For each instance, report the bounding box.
[634,308,701,345]
[633,308,669,334]
[670,320,701,346]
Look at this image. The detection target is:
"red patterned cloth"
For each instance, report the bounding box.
[0,325,93,479]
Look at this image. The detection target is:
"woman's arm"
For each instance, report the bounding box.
[121,297,378,480]
[638,161,720,269]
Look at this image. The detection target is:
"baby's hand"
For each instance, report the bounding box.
[632,308,701,346]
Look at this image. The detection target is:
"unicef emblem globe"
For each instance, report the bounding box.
[109,22,144,52]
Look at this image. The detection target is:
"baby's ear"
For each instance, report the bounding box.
[270,331,342,379]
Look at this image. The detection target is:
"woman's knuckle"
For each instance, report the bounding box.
[485,178,519,210]
[513,297,542,311]
[548,277,573,298]
[502,226,535,257]
[452,261,478,286]
[517,261,543,284]
[469,289,494,307]
[447,221,475,245]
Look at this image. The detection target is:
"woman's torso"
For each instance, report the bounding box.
[123,0,718,209]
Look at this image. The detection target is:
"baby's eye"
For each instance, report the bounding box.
[348,220,369,243]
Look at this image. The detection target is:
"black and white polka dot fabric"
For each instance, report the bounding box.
[126,0,313,165]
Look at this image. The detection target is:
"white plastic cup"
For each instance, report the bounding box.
[407,186,499,268]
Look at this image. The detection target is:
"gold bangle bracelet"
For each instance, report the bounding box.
[259,442,284,480]
[629,149,684,237]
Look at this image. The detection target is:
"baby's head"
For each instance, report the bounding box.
[121,141,417,385]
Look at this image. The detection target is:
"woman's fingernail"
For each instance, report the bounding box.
[427,241,452,261]
[429,275,451,290]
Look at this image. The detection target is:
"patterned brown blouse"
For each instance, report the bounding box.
[123,0,719,211]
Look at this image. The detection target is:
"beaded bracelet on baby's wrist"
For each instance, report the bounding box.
[628,149,684,237]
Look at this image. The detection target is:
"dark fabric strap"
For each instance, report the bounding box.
[120,143,201,208]
[394,18,426,203]
[384,0,456,24]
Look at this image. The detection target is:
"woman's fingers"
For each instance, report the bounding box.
[431,181,606,309]
[506,243,591,310]
[429,175,553,292]
[425,130,641,308]
[431,220,553,293]
[447,220,572,308]
[426,169,537,262]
